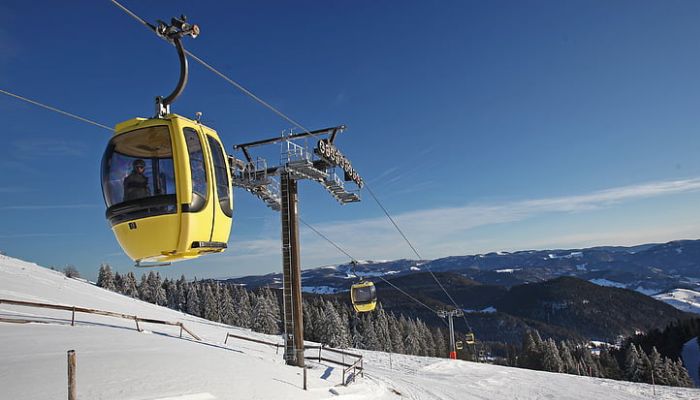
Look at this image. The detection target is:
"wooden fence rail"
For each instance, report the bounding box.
[224,332,364,386]
[0,298,200,340]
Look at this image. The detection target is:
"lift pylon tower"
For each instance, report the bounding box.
[231,126,363,367]
[438,309,464,360]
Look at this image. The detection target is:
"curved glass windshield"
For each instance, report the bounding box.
[101,126,177,223]
[353,285,376,304]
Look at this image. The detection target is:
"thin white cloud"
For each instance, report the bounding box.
[296,177,700,262]
[0,187,30,193]
[170,177,700,274]
[0,204,101,211]
[12,139,88,159]
[0,233,78,239]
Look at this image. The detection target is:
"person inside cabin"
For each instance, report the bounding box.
[123,159,151,201]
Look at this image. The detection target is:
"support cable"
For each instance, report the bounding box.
[109,0,314,136]
[364,183,473,332]
[0,89,113,132]
[298,216,446,324]
[111,0,470,331]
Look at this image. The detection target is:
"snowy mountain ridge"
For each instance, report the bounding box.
[0,254,698,399]
[654,289,700,315]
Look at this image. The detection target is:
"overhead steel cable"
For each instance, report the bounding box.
[298,217,445,322]
[0,89,113,132]
[109,0,315,136]
[110,0,471,330]
[364,183,473,332]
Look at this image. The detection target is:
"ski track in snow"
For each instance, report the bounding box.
[0,254,699,399]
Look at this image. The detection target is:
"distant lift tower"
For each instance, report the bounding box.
[230,126,363,367]
[438,309,464,360]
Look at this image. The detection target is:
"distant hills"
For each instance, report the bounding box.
[227,239,700,295]
[222,239,700,344]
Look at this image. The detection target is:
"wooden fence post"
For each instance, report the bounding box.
[318,346,322,362]
[67,350,76,400]
[303,366,307,391]
[71,306,75,326]
[134,317,141,332]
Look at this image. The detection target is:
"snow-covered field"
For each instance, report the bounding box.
[1,254,698,399]
[655,289,700,315]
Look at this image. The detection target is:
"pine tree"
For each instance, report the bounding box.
[625,344,642,382]
[96,263,115,291]
[674,359,694,387]
[433,327,447,358]
[350,310,364,349]
[542,338,564,373]
[175,275,188,311]
[139,274,151,302]
[203,284,219,322]
[123,272,138,298]
[416,320,434,357]
[151,272,167,306]
[251,288,279,334]
[361,314,380,350]
[165,279,178,309]
[520,331,542,370]
[389,313,405,354]
[559,341,577,374]
[219,286,235,325]
[580,346,600,377]
[598,347,622,380]
[185,283,200,316]
[403,319,421,355]
[319,300,351,348]
[114,272,124,293]
[235,287,253,328]
[374,306,393,352]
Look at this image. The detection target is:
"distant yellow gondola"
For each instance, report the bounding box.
[465,332,476,345]
[101,114,232,264]
[351,280,377,312]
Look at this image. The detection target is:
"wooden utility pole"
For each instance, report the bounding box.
[232,125,361,368]
[67,350,76,400]
[280,171,305,367]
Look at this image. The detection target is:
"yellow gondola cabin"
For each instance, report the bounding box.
[101,114,232,264]
[351,280,377,312]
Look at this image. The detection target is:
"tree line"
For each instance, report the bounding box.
[509,329,694,387]
[94,264,696,388]
[95,264,449,358]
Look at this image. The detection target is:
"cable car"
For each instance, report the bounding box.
[465,332,476,345]
[455,341,464,350]
[351,280,377,312]
[102,115,232,265]
[100,16,232,265]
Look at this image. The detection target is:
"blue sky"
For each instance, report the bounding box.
[2,1,700,281]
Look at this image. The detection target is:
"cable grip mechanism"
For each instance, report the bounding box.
[153,15,200,118]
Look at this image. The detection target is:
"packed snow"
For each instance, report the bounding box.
[589,278,627,289]
[302,286,341,295]
[0,254,698,399]
[654,289,700,314]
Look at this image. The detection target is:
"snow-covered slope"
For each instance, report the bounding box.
[654,289,700,314]
[0,254,698,399]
